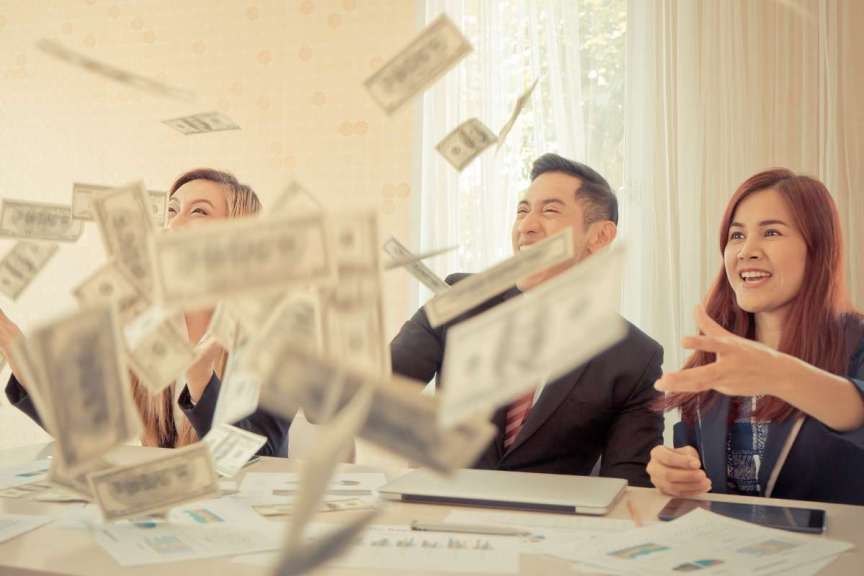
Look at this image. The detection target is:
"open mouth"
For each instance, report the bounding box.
[739,270,772,285]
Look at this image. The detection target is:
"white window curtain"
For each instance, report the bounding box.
[417,0,626,304]
[418,0,863,377]
[623,0,864,371]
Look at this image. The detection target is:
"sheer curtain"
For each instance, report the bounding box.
[622,0,864,372]
[417,0,624,305]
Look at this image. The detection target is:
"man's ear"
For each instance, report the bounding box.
[586,221,617,254]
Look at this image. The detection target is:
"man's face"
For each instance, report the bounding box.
[512,171,591,290]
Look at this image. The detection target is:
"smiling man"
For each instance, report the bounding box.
[390,153,664,486]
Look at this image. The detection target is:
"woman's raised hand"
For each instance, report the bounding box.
[655,305,787,397]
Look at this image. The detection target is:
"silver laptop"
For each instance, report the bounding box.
[378,469,626,515]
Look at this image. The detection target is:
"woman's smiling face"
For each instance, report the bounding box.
[166,179,229,229]
[723,187,808,316]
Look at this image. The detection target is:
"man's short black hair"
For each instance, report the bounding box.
[530,153,618,225]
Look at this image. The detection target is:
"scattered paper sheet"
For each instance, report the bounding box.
[0,513,52,544]
[0,459,50,490]
[574,509,854,576]
[446,509,634,567]
[239,472,388,497]
[90,498,283,566]
[235,523,520,574]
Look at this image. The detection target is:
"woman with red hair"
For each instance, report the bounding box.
[647,168,864,505]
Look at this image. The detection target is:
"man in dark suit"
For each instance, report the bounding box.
[390,153,663,487]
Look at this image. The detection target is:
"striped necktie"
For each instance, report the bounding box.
[503,391,534,450]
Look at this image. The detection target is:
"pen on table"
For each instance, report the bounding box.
[410,521,531,537]
[626,498,642,527]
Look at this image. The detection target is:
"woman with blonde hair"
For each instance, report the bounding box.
[2,168,291,455]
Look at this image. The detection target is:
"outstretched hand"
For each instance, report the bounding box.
[655,305,788,397]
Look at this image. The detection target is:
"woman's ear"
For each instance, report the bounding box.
[587,221,617,254]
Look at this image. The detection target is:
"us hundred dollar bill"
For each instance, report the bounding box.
[258,344,496,473]
[72,260,150,324]
[37,39,193,101]
[72,182,168,227]
[28,305,142,473]
[382,236,450,294]
[364,14,472,115]
[320,212,389,375]
[439,246,627,428]
[123,305,196,394]
[151,214,337,308]
[163,111,240,135]
[382,244,458,270]
[496,77,540,151]
[201,423,267,478]
[87,443,219,521]
[91,183,157,295]
[287,385,373,548]
[424,227,574,327]
[435,118,497,171]
[213,291,323,427]
[0,199,83,242]
[0,241,59,300]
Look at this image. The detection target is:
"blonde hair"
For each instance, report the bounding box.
[134,168,262,448]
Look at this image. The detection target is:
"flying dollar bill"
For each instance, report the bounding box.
[27,305,142,473]
[496,77,540,151]
[382,244,458,270]
[319,212,389,375]
[163,112,240,135]
[201,423,267,478]
[258,344,496,473]
[49,450,112,498]
[439,246,628,428]
[0,199,83,242]
[123,306,196,394]
[37,39,194,101]
[213,291,323,427]
[151,213,336,308]
[436,118,497,171]
[91,183,158,295]
[0,241,59,300]
[88,443,219,521]
[364,14,472,115]
[72,260,150,324]
[286,385,373,550]
[423,227,574,327]
[382,236,450,294]
[72,182,168,227]
[275,510,380,576]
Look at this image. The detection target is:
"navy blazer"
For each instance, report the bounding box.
[5,372,291,457]
[673,322,864,506]
[391,273,665,487]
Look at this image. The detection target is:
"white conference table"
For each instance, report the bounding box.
[0,443,861,575]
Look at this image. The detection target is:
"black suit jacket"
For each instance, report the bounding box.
[5,372,290,457]
[390,273,664,487]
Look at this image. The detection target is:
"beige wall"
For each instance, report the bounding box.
[0,0,420,450]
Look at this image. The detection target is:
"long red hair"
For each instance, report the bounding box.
[666,168,858,422]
